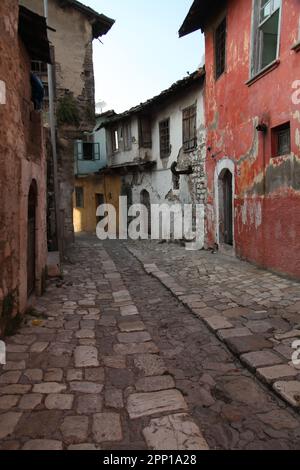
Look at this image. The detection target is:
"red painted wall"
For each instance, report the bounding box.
[204,0,300,278]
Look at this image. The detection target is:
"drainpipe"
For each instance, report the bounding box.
[256,122,268,268]
[43,0,62,258]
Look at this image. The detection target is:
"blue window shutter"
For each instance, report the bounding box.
[75,140,83,160]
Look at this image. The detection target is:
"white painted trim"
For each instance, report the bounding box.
[214,158,235,249]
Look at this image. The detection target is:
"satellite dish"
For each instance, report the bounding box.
[95,101,107,114]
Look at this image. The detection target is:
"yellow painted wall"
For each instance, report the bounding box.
[73,174,122,233]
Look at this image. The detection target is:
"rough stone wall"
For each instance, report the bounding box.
[20,0,96,248]
[204,0,300,278]
[0,0,47,336]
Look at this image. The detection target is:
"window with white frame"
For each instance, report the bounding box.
[251,0,281,77]
[111,128,119,153]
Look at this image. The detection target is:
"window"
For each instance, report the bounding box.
[159,119,170,158]
[75,141,100,161]
[252,0,281,76]
[183,105,197,152]
[82,142,94,160]
[75,187,84,208]
[272,122,291,156]
[139,115,152,148]
[123,121,132,151]
[215,17,227,79]
[31,61,48,74]
[111,128,119,153]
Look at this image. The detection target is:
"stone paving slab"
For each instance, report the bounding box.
[241,351,284,370]
[273,381,300,407]
[143,414,209,450]
[127,390,188,419]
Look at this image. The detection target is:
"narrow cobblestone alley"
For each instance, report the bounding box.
[0,236,208,451]
[1,235,300,450]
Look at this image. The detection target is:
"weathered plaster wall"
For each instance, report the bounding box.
[106,83,206,242]
[204,0,300,278]
[73,176,104,233]
[21,0,97,248]
[107,117,143,166]
[0,0,47,335]
[74,174,121,234]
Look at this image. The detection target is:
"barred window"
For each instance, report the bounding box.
[183,105,197,152]
[159,118,170,158]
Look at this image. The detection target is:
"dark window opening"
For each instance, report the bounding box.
[75,187,84,208]
[75,141,100,162]
[82,142,94,160]
[183,105,197,152]
[215,17,227,79]
[272,122,291,156]
[159,118,170,158]
[31,61,48,74]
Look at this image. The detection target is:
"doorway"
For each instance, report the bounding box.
[27,181,37,296]
[218,169,233,246]
[140,189,151,235]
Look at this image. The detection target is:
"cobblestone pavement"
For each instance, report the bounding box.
[126,240,300,411]
[106,239,300,449]
[0,236,208,451]
[1,236,300,450]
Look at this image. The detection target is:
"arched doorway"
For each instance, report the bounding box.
[27,181,37,296]
[140,189,151,235]
[218,169,233,246]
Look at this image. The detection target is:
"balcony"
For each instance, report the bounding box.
[74,141,106,176]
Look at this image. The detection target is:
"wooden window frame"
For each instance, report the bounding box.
[182,104,197,152]
[271,122,291,157]
[215,16,227,80]
[159,118,171,158]
[251,0,282,78]
[123,121,132,151]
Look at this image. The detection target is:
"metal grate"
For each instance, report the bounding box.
[159,119,170,158]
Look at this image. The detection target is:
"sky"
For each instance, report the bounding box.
[83,0,204,113]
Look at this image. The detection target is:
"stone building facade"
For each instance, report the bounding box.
[101,70,207,245]
[20,0,114,249]
[0,2,51,335]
